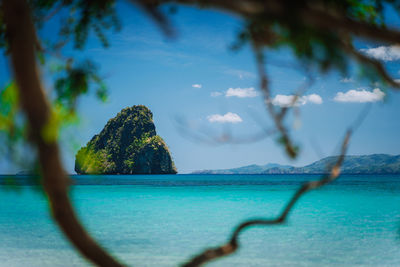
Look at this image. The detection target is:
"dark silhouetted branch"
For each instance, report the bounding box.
[131,0,176,37]
[148,0,400,45]
[252,45,299,158]
[140,0,400,91]
[3,0,126,266]
[182,130,352,267]
[342,41,400,90]
[43,1,65,22]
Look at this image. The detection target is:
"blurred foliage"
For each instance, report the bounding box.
[0,0,399,165]
[231,0,390,75]
[0,82,28,163]
[0,82,76,186]
[0,83,40,184]
[41,102,79,143]
[29,0,121,49]
[227,0,400,97]
[226,0,400,157]
[0,82,19,136]
[0,0,114,176]
[52,59,108,110]
[0,0,120,52]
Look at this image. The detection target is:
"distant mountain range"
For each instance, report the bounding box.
[192,154,400,174]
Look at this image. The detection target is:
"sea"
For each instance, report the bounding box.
[1,174,400,267]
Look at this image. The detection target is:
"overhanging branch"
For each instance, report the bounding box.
[3,0,126,266]
[182,130,351,267]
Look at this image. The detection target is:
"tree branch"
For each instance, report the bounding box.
[139,0,400,43]
[140,0,400,89]
[144,0,400,44]
[252,45,299,158]
[2,0,126,266]
[341,40,400,89]
[182,130,352,267]
[130,0,176,37]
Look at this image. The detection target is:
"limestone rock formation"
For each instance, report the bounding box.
[75,105,177,174]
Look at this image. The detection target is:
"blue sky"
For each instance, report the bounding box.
[1,2,400,174]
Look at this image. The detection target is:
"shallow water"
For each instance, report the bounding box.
[1,174,400,266]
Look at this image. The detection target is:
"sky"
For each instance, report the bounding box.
[1,2,400,174]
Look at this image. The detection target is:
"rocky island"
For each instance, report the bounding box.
[75,105,177,174]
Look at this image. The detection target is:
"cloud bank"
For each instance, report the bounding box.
[360,45,400,61]
[207,112,243,123]
[270,94,323,107]
[192,84,202,88]
[334,88,385,103]
[225,87,258,98]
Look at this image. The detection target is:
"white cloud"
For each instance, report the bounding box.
[307,94,323,104]
[225,87,258,98]
[269,94,323,107]
[340,77,353,83]
[207,112,243,123]
[192,84,202,88]
[334,88,385,103]
[360,45,400,61]
[210,91,222,97]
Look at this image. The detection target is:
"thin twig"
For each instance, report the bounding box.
[43,1,65,22]
[252,45,298,158]
[182,100,372,267]
[342,41,400,90]
[133,0,176,37]
[174,115,276,145]
[182,130,351,267]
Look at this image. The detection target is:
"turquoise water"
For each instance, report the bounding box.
[1,174,400,266]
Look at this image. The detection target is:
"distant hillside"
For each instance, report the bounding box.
[192,154,400,174]
[193,163,292,174]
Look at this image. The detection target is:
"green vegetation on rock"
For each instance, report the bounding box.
[75,105,177,174]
